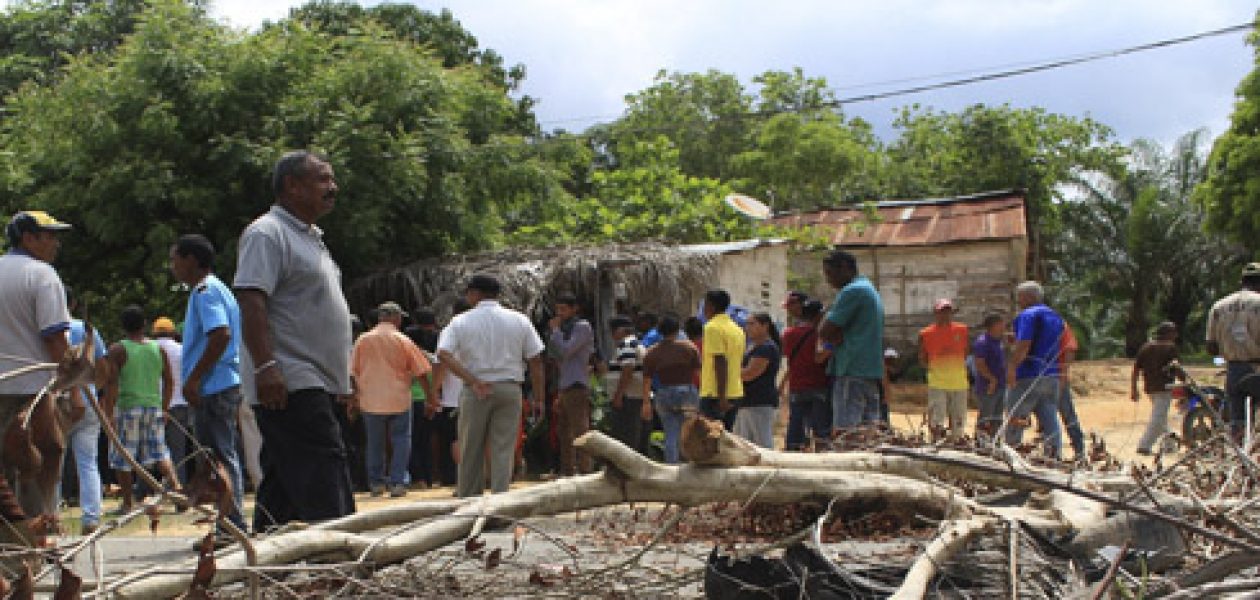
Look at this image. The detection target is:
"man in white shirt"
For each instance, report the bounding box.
[151,317,191,485]
[437,275,545,498]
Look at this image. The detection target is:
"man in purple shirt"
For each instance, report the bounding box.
[548,295,594,475]
[971,312,1006,437]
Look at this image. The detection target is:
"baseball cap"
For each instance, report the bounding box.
[6,210,71,245]
[780,291,808,308]
[1243,263,1260,278]
[933,298,954,311]
[377,301,407,316]
[152,317,177,335]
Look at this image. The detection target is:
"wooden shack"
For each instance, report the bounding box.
[773,190,1028,354]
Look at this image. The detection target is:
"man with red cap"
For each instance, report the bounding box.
[918,298,970,441]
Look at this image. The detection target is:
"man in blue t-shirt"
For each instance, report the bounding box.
[170,234,247,535]
[1004,280,1065,458]
[819,249,884,437]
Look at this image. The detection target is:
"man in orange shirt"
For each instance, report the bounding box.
[351,302,432,497]
[918,299,970,441]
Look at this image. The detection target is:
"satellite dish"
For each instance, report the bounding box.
[724,194,771,220]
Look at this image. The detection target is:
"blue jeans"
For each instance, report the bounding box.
[831,377,881,431]
[1005,377,1062,458]
[1058,383,1085,456]
[67,407,102,527]
[655,385,699,464]
[786,388,829,450]
[194,386,246,530]
[364,407,412,487]
[975,388,1005,432]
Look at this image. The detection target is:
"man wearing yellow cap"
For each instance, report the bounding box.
[0,210,78,520]
[151,316,191,486]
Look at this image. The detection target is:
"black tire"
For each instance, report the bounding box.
[1182,405,1220,447]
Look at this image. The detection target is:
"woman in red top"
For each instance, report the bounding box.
[779,300,832,450]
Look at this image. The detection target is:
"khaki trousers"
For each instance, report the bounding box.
[456,382,523,498]
[927,388,969,440]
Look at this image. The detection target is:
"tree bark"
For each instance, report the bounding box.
[114,431,990,598]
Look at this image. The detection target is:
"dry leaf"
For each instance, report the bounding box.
[52,565,81,600]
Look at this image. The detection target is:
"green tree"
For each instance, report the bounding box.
[727,68,884,210]
[280,1,536,136]
[0,0,184,100]
[597,69,753,179]
[0,0,563,324]
[510,137,759,245]
[1057,130,1244,357]
[1195,12,1260,254]
[886,104,1126,278]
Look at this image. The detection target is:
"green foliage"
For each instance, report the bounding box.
[1055,130,1246,357]
[598,69,753,180]
[1195,12,1260,255]
[0,0,561,323]
[593,67,886,212]
[887,103,1125,219]
[510,137,763,245]
[0,0,180,101]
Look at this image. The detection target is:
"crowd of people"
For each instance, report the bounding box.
[2,149,1259,561]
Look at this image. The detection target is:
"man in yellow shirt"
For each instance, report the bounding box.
[699,290,745,431]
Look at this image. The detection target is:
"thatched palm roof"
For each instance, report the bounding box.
[346,242,721,324]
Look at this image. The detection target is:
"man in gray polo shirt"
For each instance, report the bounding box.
[0,210,78,520]
[235,151,355,530]
[438,274,546,498]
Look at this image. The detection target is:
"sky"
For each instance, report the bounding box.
[120,1,1260,145]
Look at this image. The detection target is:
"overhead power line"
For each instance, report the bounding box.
[537,20,1255,129]
[829,21,1254,106]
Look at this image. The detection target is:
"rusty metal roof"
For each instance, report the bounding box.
[771,189,1027,246]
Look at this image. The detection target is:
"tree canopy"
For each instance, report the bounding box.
[0,0,567,323]
[1196,12,1260,256]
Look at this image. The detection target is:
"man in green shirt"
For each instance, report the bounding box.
[104,305,182,512]
[818,250,885,437]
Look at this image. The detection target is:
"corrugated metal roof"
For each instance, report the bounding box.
[771,190,1026,247]
[679,238,788,255]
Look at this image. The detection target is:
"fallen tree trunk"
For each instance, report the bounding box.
[114,431,992,598]
[890,517,998,600]
[679,415,1137,493]
[109,427,1253,599]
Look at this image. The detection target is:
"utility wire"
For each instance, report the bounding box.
[830,21,1254,106]
[537,20,1255,129]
